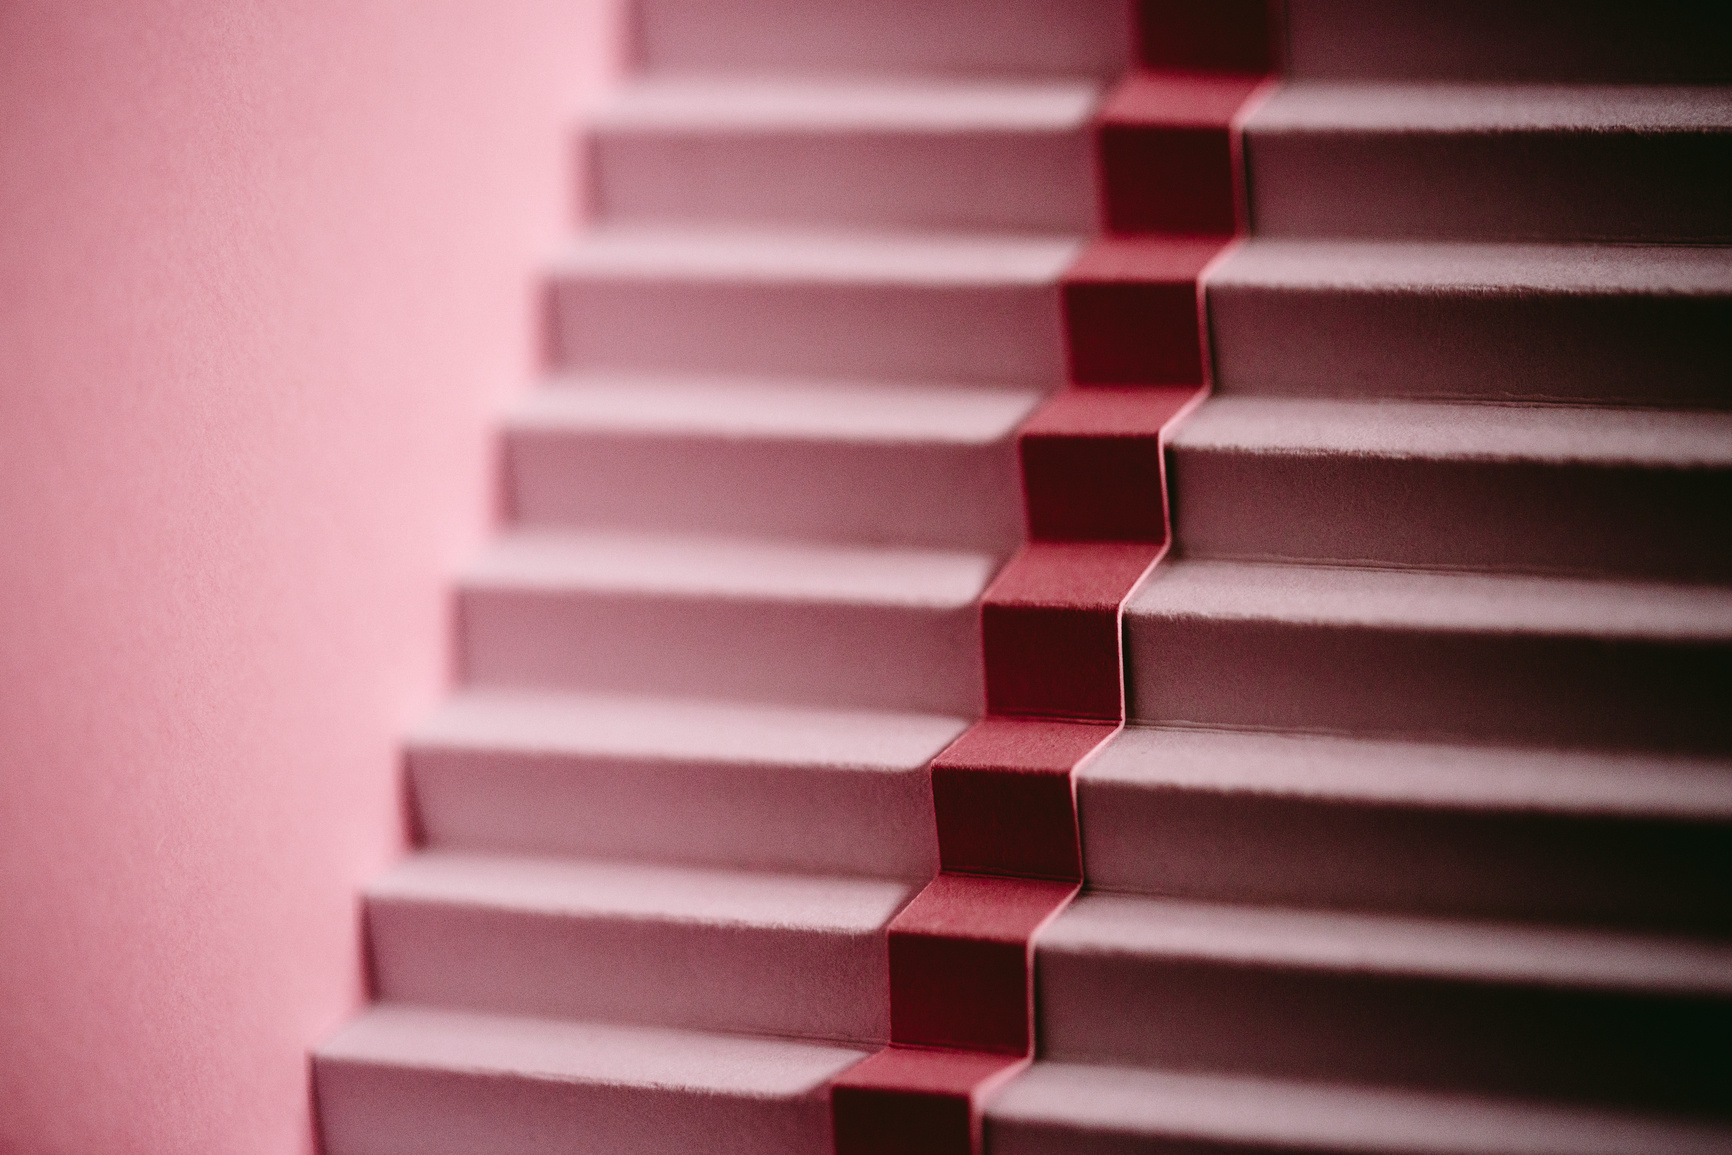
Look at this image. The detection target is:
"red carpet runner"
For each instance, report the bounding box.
[829,4,1279,1152]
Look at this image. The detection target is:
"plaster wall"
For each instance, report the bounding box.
[0,3,621,1150]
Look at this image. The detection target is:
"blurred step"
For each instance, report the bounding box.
[1285,0,1732,83]
[1124,559,1732,752]
[1205,240,1732,408]
[1243,83,1732,242]
[630,0,1130,80]
[1034,893,1732,1116]
[588,77,1099,232]
[546,227,1078,385]
[505,373,1040,554]
[1076,726,1732,932]
[458,529,992,715]
[366,852,912,1043]
[1167,396,1732,581]
[316,1005,863,1155]
[986,1061,1732,1155]
[408,689,961,878]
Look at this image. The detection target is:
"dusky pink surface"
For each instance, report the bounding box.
[0,2,620,1151]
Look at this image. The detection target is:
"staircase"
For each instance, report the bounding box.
[988,2,1732,1152]
[315,2,1732,1153]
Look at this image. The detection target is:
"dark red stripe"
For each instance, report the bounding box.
[830,7,1278,1151]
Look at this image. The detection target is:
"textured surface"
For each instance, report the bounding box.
[1036,893,1732,1113]
[1209,240,1732,407]
[507,374,1038,553]
[1169,396,1732,579]
[317,1006,863,1155]
[460,529,991,714]
[590,77,1099,231]
[988,1062,1732,1155]
[630,0,1132,79]
[1125,559,1732,750]
[312,3,1732,1153]
[409,689,959,877]
[366,853,909,1042]
[549,227,1075,385]
[314,1,1132,1151]
[1077,726,1732,930]
[1244,83,1732,241]
[0,4,620,1152]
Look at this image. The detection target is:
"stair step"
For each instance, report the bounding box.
[459,529,992,715]
[1206,240,1732,408]
[1034,893,1732,1115]
[1124,559,1732,752]
[505,374,1041,553]
[1077,726,1732,931]
[631,0,1130,80]
[1244,82,1732,242]
[1168,396,1732,580]
[366,852,911,1043]
[987,1061,1732,1155]
[408,689,961,878]
[1285,0,1732,84]
[546,227,1078,385]
[315,1005,863,1155]
[589,77,1099,232]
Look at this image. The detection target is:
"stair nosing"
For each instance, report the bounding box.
[366,850,914,935]
[1170,395,1732,468]
[1041,892,1732,996]
[408,688,970,771]
[1246,80,1732,134]
[591,75,1101,134]
[1128,558,1732,642]
[317,1004,867,1093]
[460,528,998,610]
[506,375,1043,446]
[987,1059,1732,1155]
[550,225,1084,287]
[1080,725,1732,821]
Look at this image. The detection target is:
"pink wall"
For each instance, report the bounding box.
[0,3,621,1151]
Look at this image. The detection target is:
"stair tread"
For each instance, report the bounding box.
[511,373,1042,444]
[1210,238,1732,295]
[463,529,997,608]
[594,75,1099,132]
[1082,726,1732,820]
[1130,559,1732,641]
[989,1061,1732,1155]
[1171,396,1732,467]
[553,225,1081,286]
[319,1004,867,1094]
[412,688,967,771]
[369,851,913,933]
[1249,81,1732,133]
[1041,893,1732,995]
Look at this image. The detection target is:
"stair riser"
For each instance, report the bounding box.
[409,746,939,879]
[316,1058,833,1155]
[1246,128,1732,243]
[1125,615,1732,753]
[1036,951,1732,1116]
[591,129,1095,233]
[1078,779,1732,933]
[368,898,890,1043]
[460,588,983,716]
[507,429,1025,554]
[550,278,1067,386]
[631,0,1131,79]
[1168,445,1732,582]
[1286,0,1732,83]
[1207,280,1732,408]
